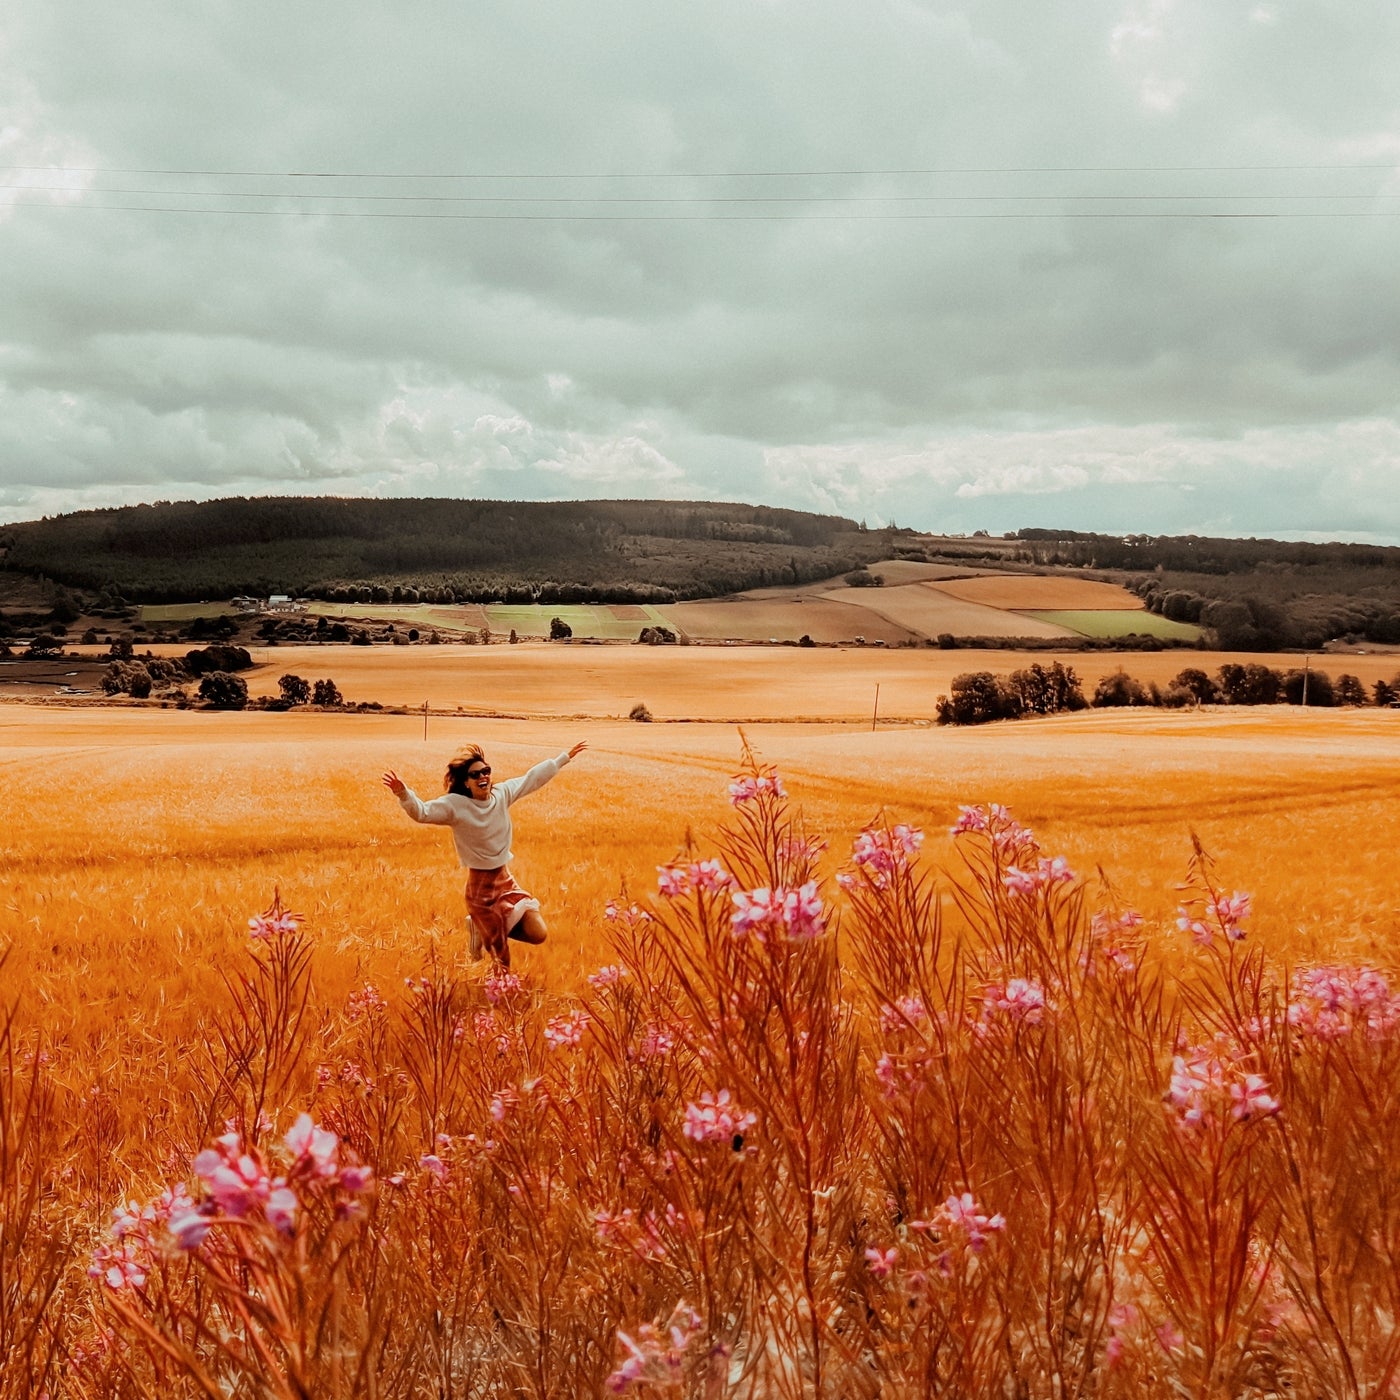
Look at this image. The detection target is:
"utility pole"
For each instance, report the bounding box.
[1301,655,1310,708]
[423,699,429,740]
[872,683,880,733]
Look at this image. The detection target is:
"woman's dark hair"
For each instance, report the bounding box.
[445,745,487,795]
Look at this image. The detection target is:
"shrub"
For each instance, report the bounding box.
[1171,668,1219,705]
[629,702,654,722]
[1092,669,1150,707]
[637,627,677,646]
[549,617,573,641]
[1281,668,1335,706]
[186,645,253,676]
[198,671,248,709]
[26,633,63,657]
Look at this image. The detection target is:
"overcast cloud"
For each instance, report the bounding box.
[2,1,1399,539]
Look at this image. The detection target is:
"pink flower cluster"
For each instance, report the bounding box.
[594,1206,668,1261]
[727,773,786,806]
[1169,1047,1279,1128]
[730,882,826,943]
[606,1302,705,1394]
[483,968,523,1005]
[980,978,1048,1028]
[635,1022,676,1062]
[951,803,1038,854]
[879,995,930,1034]
[683,1089,757,1146]
[544,1009,591,1050]
[346,982,388,1021]
[603,898,654,926]
[1177,890,1252,945]
[1003,856,1075,898]
[1288,965,1400,1042]
[935,1191,1006,1254]
[1086,910,1143,975]
[657,858,734,899]
[247,892,303,942]
[842,824,924,890]
[89,1184,202,1290]
[588,963,630,989]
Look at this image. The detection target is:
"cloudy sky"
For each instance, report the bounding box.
[2,1,1399,540]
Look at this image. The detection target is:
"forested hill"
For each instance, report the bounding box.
[0,497,893,603]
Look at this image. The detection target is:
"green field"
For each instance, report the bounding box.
[483,603,674,640]
[1016,609,1202,641]
[139,602,240,622]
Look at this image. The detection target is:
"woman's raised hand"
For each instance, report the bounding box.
[382,770,406,796]
[567,741,588,761]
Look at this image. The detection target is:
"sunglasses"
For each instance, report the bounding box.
[466,767,492,781]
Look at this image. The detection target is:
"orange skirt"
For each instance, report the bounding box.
[465,866,539,958]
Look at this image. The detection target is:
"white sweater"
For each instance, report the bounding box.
[396,753,570,869]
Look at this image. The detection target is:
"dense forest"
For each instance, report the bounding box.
[0,498,892,604]
[1012,529,1400,648]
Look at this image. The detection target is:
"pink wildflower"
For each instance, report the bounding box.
[879,996,929,1033]
[690,858,733,893]
[656,865,688,898]
[265,1185,299,1235]
[283,1114,339,1177]
[544,1009,591,1050]
[728,773,786,806]
[247,891,302,942]
[637,1023,676,1061]
[483,969,523,1005]
[1229,1073,1280,1121]
[730,881,826,943]
[605,1303,703,1394]
[938,1192,1005,1253]
[588,963,629,989]
[865,1246,898,1278]
[683,1089,757,1145]
[193,1136,271,1218]
[1157,1321,1184,1353]
[981,978,1047,1027]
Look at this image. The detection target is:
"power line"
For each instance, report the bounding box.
[9,200,1400,221]
[2,160,1399,180]
[6,184,1398,204]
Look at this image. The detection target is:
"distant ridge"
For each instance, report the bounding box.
[0,496,895,604]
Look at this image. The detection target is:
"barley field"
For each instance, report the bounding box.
[3,670,1400,1396]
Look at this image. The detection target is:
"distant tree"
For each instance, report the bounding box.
[936,672,1019,726]
[185,645,252,676]
[479,625,491,646]
[109,635,135,660]
[199,672,248,709]
[1008,662,1085,715]
[1335,673,1368,707]
[328,622,350,642]
[549,617,573,641]
[312,678,343,707]
[81,628,99,645]
[278,674,311,706]
[629,702,654,722]
[1170,668,1219,705]
[49,588,84,625]
[351,630,372,646]
[844,568,883,588]
[26,634,63,657]
[1216,663,1283,706]
[638,626,677,645]
[1374,677,1398,707]
[1283,669,1335,707]
[1092,670,1150,708]
[509,629,518,644]
[125,664,153,700]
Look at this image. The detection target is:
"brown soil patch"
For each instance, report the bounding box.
[933,576,1146,611]
[608,605,651,621]
[818,584,1077,640]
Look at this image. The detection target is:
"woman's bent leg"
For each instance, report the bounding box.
[511,909,548,944]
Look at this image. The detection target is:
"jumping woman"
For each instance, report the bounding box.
[382,740,587,966]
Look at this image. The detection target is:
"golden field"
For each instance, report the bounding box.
[5,685,1398,1035]
[5,650,1400,1396]
[115,639,1400,719]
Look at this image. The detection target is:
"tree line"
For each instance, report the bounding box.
[0,497,891,603]
[936,662,1399,725]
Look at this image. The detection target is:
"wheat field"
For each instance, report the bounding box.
[4,673,1400,1396]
